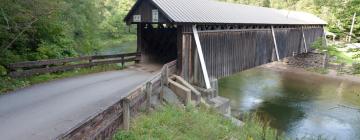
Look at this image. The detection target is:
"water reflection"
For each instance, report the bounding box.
[219,68,360,140]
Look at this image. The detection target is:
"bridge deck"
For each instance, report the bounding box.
[0,64,160,140]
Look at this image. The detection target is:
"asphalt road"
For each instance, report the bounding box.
[0,68,154,140]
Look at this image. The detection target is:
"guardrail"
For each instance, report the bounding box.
[57,60,177,140]
[7,52,141,78]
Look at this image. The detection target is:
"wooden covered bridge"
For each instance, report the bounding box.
[124,0,327,89]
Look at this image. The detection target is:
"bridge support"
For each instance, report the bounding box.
[146,82,153,112]
[271,26,280,61]
[301,26,308,53]
[193,25,211,89]
[122,99,130,131]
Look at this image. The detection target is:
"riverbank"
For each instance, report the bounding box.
[113,105,284,140]
[262,59,360,84]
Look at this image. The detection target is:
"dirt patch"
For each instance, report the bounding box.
[283,53,325,69]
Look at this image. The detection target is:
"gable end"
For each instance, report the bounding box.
[124,0,173,24]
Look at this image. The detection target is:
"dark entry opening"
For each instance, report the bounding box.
[141,25,178,64]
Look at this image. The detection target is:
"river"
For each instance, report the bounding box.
[219,66,360,139]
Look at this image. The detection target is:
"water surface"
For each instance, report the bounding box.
[219,67,360,139]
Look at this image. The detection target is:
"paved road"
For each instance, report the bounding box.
[0,68,154,140]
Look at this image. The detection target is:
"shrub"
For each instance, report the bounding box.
[353,63,360,74]
[0,65,7,76]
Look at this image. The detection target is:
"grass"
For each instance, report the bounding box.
[327,45,359,64]
[113,105,284,140]
[0,64,125,94]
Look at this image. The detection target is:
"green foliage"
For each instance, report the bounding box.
[0,76,30,94]
[99,0,136,39]
[0,65,7,76]
[0,0,136,66]
[113,105,284,140]
[310,38,327,51]
[310,38,359,64]
[353,63,360,74]
[219,0,360,42]
[0,64,123,93]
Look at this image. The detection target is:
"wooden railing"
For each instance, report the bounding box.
[7,52,141,78]
[122,60,177,130]
[57,60,177,140]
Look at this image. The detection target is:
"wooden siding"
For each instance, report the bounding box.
[303,27,324,50]
[127,0,169,23]
[186,27,324,87]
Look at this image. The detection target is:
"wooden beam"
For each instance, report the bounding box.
[192,25,211,89]
[122,99,130,131]
[271,26,280,61]
[301,26,308,53]
[168,78,191,105]
[145,82,152,112]
[323,27,328,47]
[349,12,356,42]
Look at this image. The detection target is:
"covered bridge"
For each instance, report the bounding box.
[124,0,327,89]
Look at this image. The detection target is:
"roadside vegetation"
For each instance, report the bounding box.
[0,0,136,93]
[0,64,125,94]
[113,105,284,140]
[308,38,360,75]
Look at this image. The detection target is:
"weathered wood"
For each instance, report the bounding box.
[145,82,152,112]
[91,53,138,60]
[302,26,308,53]
[168,78,191,105]
[159,65,168,104]
[9,57,136,78]
[124,0,170,24]
[57,60,177,140]
[8,53,139,78]
[122,99,130,131]
[193,25,211,89]
[271,26,280,61]
[172,75,201,105]
[121,56,125,68]
[210,78,219,97]
[189,26,324,88]
[9,53,138,69]
[8,56,92,69]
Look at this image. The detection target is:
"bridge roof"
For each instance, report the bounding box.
[125,0,327,25]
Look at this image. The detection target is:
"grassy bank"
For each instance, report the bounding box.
[114,105,284,140]
[0,64,125,94]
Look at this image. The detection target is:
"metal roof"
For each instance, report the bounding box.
[129,0,327,25]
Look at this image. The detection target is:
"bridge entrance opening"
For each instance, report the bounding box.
[139,24,178,64]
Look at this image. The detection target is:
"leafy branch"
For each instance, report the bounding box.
[1,8,10,30]
[1,9,55,51]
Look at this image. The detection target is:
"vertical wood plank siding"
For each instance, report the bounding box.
[129,0,169,23]
[187,26,324,87]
